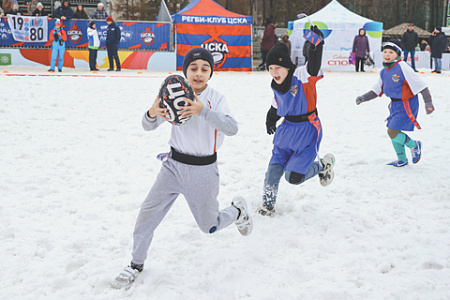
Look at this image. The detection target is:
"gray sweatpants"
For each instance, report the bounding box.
[131,157,239,265]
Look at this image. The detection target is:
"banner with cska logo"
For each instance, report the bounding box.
[0,18,172,51]
[173,0,252,71]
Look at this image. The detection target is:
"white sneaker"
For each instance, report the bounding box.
[319,154,335,186]
[232,196,253,236]
[111,266,141,289]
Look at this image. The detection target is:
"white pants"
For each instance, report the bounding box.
[131,158,239,265]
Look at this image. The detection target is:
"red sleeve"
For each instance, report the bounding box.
[302,75,323,112]
[49,29,55,42]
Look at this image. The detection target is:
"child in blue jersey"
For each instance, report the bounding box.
[260,26,335,216]
[356,40,435,167]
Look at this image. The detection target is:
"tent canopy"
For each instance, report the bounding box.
[383,23,432,39]
[290,0,383,53]
[172,0,252,25]
[172,0,252,72]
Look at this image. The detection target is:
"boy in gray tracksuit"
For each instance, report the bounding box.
[112,48,253,289]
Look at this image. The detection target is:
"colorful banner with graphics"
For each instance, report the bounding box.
[7,15,48,43]
[173,0,252,71]
[0,18,171,51]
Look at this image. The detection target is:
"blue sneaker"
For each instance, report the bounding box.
[387,159,408,167]
[411,141,422,164]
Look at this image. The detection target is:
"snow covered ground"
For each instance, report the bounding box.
[1,65,449,300]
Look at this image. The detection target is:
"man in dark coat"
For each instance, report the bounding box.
[429,26,448,74]
[401,24,419,72]
[258,18,276,71]
[53,0,73,20]
[352,28,370,72]
[106,16,121,71]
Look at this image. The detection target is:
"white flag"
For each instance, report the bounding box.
[7,15,48,43]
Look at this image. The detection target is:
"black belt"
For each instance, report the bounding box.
[171,147,217,166]
[391,98,402,102]
[284,109,318,123]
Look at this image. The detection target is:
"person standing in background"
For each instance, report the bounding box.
[48,19,67,72]
[106,16,121,71]
[352,28,370,72]
[27,0,38,16]
[430,26,447,74]
[53,0,73,20]
[280,33,291,55]
[258,18,276,71]
[401,24,419,72]
[91,2,108,19]
[87,21,100,71]
[73,4,88,19]
[32,3,47,16]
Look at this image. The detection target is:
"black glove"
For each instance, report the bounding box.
[266,121,277,135]
[266,106,281,135]
[53,32,59,41]
[310,25,324,38]
[310,25,324,47]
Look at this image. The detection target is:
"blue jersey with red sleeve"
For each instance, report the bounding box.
[371,60,427,131]
[269,66,323,174]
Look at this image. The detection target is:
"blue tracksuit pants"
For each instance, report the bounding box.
[50,42,65,71]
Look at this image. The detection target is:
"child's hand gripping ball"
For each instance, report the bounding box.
[158,75,194,125]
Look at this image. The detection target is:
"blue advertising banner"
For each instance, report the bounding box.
[0,18,172,51]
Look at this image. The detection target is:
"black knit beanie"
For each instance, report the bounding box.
[266,43,295,70]
[382,39,403,57]
[183,47,215,79]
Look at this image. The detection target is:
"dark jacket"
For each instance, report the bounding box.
[352,28,370,58]
[106,21,121,47]
[430,32,448,58]
[73,8,88,19]
[54,4,74,19]
[32,8,48,16]
[261,23,276,51]
[402,30,419,51]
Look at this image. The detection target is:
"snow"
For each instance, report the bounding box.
[1,66,449,300]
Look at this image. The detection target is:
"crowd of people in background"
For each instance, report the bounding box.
[0,0,109,20]
[348,23,449,74]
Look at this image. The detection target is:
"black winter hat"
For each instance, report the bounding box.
[383,39,403,57]
[266,43,294,70]
[89,21,95,29]
[183,47,214,78]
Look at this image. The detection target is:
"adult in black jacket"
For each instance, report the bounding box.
[401,24,419,72]
[73,5,88,19]
[106,16,121,71]
[429,26,448,73]
[32,3,48,16]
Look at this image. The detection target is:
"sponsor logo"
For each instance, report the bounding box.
[201,38,229,68]
[290,85,298,97]
[141,27,155,46]
[392,74,400,82]
[328,55,350,66]
[67,24,82,43]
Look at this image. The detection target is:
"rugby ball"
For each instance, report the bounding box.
[158,75,194,125]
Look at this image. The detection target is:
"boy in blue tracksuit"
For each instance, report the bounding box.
[48,19,67,72]
[106,16,121,71]
[260,26,335,216]
[356,40,435,167]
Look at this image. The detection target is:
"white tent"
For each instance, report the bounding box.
[289,0,383,71]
